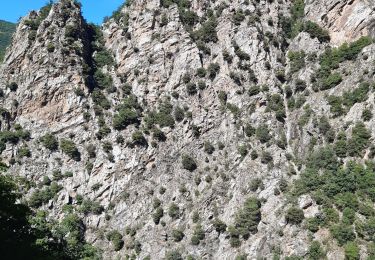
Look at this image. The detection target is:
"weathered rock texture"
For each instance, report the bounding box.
[0,0,374,259]
[306,0,375,45]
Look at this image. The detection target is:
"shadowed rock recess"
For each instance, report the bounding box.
[0,0,375,259]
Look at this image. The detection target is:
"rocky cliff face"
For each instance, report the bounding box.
[306,0,375,45]
[1,0,375,259]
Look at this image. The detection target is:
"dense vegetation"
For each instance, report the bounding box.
[0,173,101,259]
[0,20,16,62]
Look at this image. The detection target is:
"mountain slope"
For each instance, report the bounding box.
[0,0,375,259]
[0,20,16,62]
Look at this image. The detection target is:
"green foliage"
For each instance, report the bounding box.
[308,241,326,260]
[204,141,215,154]
[18,146,31,158]
[238,145,248,157]
[79,199,104,215]
[145,100,175,129]
[303,21,330,43]
[40,133,58,151]
[152,207,164,224]
[0,20,16,62]
[256,124,271,143]
[94,70,113,90]
[107,230,124,251]
[181,154,197,171]
[165,250,183,260]
[92,90,111,109]
[288,51,305,74]
[168,203,180,219]
[344,242,360,260]
[94,50,114,67]
[347,122,371,157]
[132,131,147,146]
[212,218,227,234]
[60,139,80,161]
[191,224,205,245]
[29,182,63,208]
[248,85,260,96]
[317,37,372,90]
[285,207,304,225]
[233,9,245,25]
[186,82,197,95]
[207,63,220,80]
[172,229,184,242]
[233,197,261,239]
[113,95,141,130]
[192,17,218,43]
[331,224,356,246]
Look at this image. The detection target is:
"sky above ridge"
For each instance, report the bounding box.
[0,0,125,24]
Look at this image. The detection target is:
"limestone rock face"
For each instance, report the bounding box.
[305,0,375,45]
[0,0,88,132]
[0,0,374,259]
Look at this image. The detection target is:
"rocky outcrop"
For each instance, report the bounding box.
[305,0,375,45]
[0,0,374,259]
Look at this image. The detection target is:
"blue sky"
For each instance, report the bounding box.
[0,0,125,24]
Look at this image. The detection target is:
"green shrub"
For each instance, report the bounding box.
[164,250,183,260]
[107,230,124,251]
[305,217,320,233]
[321,72,342,90]
[207,63,220,80]
[181,154,197,171]
[308,241,326,260]
[233,42,250,60]
[186,82,197,95]
[132,131,147,146]
[29,182,62,208]
[204,141,215,154]
[145,100,175,129]
[94,70,113,90]
[347,122,371,157]
[92,90,111,109]
[152,128,166,142]
[256,124,271,143]
[152,207,164,224]
[248,85,260,96]
[303,21,330,43]
[233,197,261,239]
[18,146,31,158]
[285,207,304,225]
[40,133,58,151]
[238,145,248,157]
[79,199,104,215]
[192,17,218,43]
[47,43,55,52]
[362,108,373,121]
[212,218,227,234]
[168,203,180,219]
[244,124,255,137]
[288,51,305,73]
[60,139,80,161]
[233,9,245,25]
[330,224,356,246]
[172,229,184,242]
[261,151,273,164]
[344,242,359,260]
[218,91,227,104]
[94,50,114,67]
[113,95,140,130]
[191,224,205,245]
[249,178,263,192]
